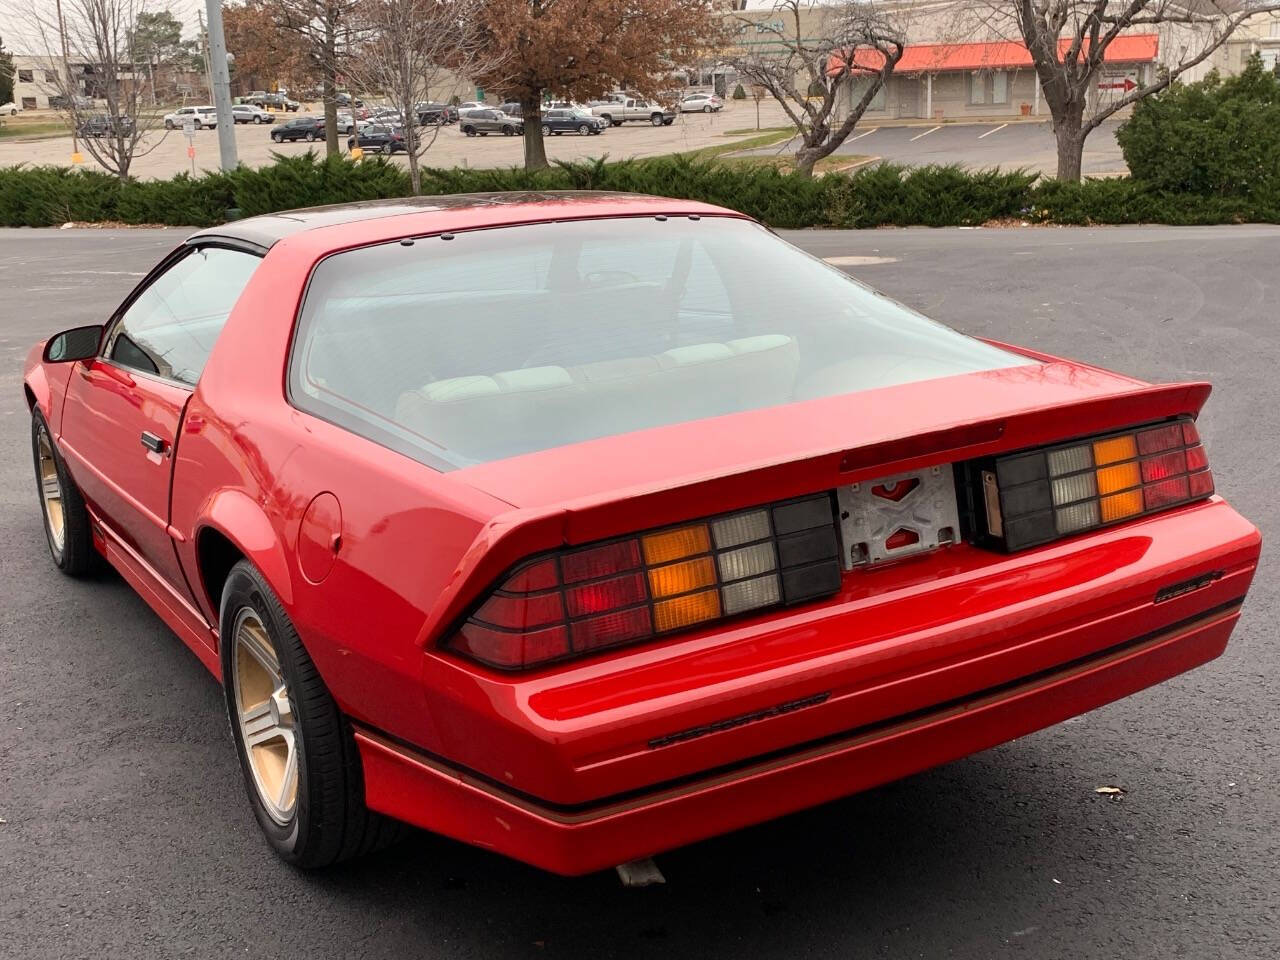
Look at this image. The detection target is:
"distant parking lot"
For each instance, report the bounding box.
[743,119,1127,177]
[0,103,768,179]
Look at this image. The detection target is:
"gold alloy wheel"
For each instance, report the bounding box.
[36,427,65,552]
[232,609,299,825]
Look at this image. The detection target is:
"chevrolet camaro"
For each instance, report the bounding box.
[23,193,1261,874]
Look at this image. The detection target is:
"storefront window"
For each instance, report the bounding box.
[969,71,1010,106]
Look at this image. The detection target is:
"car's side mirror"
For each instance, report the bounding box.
[43,324,103,363]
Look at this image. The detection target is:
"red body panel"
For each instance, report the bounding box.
[22,194,1263,875]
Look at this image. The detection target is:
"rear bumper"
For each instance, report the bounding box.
[358,596,1245,875]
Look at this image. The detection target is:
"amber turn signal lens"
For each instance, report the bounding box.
[653,589,721,632]
[1093,434,1137,466]
[641,524,711,566]
[1096,461,1140,495]
[647,556,716,598]
[1100,489,1143,522]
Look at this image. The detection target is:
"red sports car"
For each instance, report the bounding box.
[24,193,1261,875]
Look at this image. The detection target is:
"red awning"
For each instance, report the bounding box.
[830,34,1158,76]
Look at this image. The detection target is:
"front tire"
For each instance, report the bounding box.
[272,132,283,142]
[31,410,96,576]
[220,560,401,868]
[578,123,589,135]
[305,131,317,142]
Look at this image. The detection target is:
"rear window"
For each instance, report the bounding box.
[289,216,1027,469]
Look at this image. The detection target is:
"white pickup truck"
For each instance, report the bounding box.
[590,97,676,127]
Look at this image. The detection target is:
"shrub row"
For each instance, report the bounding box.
[0,150,1275,230]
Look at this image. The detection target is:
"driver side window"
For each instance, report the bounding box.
[105,245,261,387]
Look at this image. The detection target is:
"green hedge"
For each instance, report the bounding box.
[0,149,1276,229]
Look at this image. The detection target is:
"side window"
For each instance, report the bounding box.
[105,246,261,386]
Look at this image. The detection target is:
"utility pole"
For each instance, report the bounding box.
[203,0,239,170]
[54,0,78,160]
[198,10,213,103]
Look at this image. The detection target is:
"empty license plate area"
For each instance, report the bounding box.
[837,464,961,568]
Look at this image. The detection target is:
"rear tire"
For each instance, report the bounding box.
[703,105,712,113]
[220,560,403,868]
[541,124,550,137]
[463,126,475,136]
[305,131,317,142]
[31,410,96,576]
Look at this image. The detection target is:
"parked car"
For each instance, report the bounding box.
[414,101,457,125]
[24,192,1260,875]
[270,116,325,142]
[336,111,371,135]
[232,104,274,124]
[499,101,523,118]
[261,93,300,112]
[76,114,135,138]
[347,123,406,153]
[457,101,485,112]
[1,101,18,115]
[590,96,676,126]
[334,92,363,108]
[680,92,723,113]
[540,107,607,136]
[163,105,219,130]
[459,108,522,136]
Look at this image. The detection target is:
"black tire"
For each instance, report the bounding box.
[704,105,712,113]
[220,560,403,868]
[578,123,590,135]
[164,119,174,129]
[463,126,475,136]
[256,116,267,124]
[541,124,550,137]
[272,132,283,142]
[305,131,317,142]
[31,409,96,576]
[599,113,613,125]
[611,119,622,127]
[502,125,514,136]
[650,113,663,126]
[663,117,674,125]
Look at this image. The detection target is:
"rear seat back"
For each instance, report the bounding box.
[395,335,798,461]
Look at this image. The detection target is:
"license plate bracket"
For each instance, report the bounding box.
[837,464,961,568]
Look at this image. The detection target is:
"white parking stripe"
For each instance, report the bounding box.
[850,127,878,141]
[978,123,1009,139]
[909,125,941,141]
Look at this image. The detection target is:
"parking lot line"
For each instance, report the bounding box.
[978,123,1009,139]
[850,127,878,141]
[909,125,941,142]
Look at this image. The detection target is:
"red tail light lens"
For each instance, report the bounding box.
[444,494,842,670]
[985,417,1214,551]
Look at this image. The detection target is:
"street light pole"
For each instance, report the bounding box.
[203,0,239,170]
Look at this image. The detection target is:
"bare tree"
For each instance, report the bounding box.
[728,0,906,177]
[12,0,170,180]
[973,0,1280,180]
[345,0,504,192]
[275,0,363,155]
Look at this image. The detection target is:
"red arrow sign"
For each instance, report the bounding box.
[1098,78,1138,92]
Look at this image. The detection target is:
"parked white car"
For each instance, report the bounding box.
[163,105,219,130]
[680,92,723,113]
[1,101,18,115]
[231,104,273,124]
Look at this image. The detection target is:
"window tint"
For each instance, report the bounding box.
[106,246,260,386]
[290,217,1028,468]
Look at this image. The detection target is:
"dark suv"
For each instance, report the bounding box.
[270,116,326,142]
[460,108,522,136]
[540,108,607,136]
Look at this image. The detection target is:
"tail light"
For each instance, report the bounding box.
[445,494,842,670]
[978,417,1214,551]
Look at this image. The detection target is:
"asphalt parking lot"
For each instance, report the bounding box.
[2,224,1278,959]
[745,119,1126,177]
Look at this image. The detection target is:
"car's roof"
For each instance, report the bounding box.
[188,192,744,251]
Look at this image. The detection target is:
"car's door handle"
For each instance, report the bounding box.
[140,431,169,455]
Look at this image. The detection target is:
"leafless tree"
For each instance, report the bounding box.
[971,0,1280,180]
[345,0,504,192]
[11,0,170,180]
[275,0,364,155]
[728,0,907,177]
